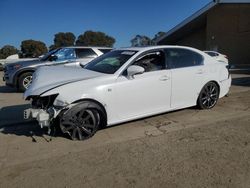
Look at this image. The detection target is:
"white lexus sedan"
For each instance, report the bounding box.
[24,46,231,140]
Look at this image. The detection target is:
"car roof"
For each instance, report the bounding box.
[115,45,202,53]
[64,46,112,49]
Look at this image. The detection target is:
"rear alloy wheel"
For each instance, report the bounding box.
[198,82,219,109]
[19,72,33,92]
[60,105,100,140]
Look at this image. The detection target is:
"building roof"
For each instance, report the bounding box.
[157,0,250,44]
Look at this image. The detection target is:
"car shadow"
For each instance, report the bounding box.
[0,85,19,93]
[232,77,250,87]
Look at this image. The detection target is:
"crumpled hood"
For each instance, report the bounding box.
[24,66,105,98]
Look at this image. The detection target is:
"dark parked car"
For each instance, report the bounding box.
[3,46,112,91]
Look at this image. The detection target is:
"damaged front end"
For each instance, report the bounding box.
[24,94,62,129]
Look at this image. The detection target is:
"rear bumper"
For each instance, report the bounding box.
[219,76,231,98]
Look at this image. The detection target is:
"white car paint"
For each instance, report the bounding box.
[26,66,105,96]
[114,69,172,121]
[24,46,231,128]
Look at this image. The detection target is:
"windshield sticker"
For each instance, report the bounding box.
[121,51,136,55]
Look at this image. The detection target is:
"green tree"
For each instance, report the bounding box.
[76,30,115,47]
[50,32,76,50]
[130,35,151,47]
[130,32,166,46]
[151,32,166,45]
[0,45,19,59]
[21,40,48,58]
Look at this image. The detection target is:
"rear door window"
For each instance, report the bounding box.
[75,48,97,58]
[165,48,204,69]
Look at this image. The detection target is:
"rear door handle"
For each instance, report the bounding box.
[159,75,170,81]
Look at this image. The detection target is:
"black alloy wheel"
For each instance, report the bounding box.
[60,103,101,140]
[198,82,219,109]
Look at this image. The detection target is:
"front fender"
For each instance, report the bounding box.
[14,68,36,86]
[40,81,109,109]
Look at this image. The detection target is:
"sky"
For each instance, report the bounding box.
[0,0,211,49]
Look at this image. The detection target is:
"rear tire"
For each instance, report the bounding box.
[197,82,219,109]
[18,72,33,92]
[60,102,104,140]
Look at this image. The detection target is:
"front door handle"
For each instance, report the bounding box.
[196,69,204,74]
[159,75,170,81]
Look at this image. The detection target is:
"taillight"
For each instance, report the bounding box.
[226,65,230,78]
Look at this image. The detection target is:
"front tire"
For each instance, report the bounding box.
[18,72,33,92]
[198,82,219,109]
[60,102,102,140]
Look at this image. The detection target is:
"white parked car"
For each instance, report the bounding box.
[204,51,228,64]
[24,46,231,140]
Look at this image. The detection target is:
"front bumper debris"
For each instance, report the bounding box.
[24,108,51,128]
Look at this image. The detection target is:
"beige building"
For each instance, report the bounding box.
[157,0,250,66]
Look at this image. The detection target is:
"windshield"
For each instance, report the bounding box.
[53,48,76,61]
[40,48,76,62]
[40,49,59,61]
[84,50,137,74]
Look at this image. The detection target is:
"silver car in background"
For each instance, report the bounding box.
[3,46,112,91]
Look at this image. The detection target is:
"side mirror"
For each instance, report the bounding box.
[49,55,58,61]
[127,65,145,79]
